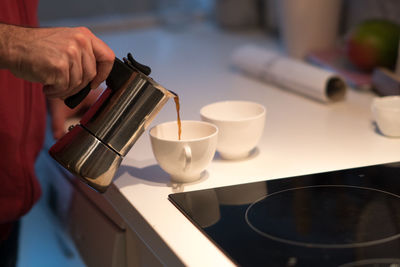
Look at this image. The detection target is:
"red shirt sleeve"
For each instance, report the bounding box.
[0,0,47,240]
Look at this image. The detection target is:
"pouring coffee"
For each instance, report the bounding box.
[49,53,176,193]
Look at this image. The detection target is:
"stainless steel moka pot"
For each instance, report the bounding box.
[49,53,175,193]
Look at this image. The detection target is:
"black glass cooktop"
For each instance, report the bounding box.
[169,162,400,267]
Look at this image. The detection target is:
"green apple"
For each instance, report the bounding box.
[346,19,400,72]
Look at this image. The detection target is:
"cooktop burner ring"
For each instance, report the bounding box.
[245,185,400,249]
[339,258,400,267]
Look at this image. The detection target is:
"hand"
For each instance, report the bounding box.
[48,88,102,139]
[0,25,115,99]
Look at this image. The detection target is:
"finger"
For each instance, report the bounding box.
[47,87,71,100]
[90,37,115,89]
[49,104,67,139]
[51,57,71,97]
[42,58,73,99]
[66,59,83,97]
[79,47,97,91]
[55,59,86,100]
[69,31,97,94]
[43,84,67,99]
[43,85,57,98]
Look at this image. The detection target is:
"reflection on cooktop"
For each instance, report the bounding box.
[339,258,400,267]
[169,162,400,266]
[246,185,400,249]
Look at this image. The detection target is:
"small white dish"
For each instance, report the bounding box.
[371,96,400,137]
[200,100,266,160]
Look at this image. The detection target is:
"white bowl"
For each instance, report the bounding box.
[200,101,266,160]
[371,96,400,137]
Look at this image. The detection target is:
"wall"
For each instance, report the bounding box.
[38,0,212,27]
[38,0,157,23]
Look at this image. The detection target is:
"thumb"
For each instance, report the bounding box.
[51,112,66,140]
[48,98,68,140]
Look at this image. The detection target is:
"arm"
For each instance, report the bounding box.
[0,24,114,99]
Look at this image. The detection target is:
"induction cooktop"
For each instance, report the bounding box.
[169,162,400,267]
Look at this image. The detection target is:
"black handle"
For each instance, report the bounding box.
[64,54,150,109]
[127,53,151,75]
[64,83,92,109]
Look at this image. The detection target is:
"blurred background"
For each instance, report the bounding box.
[39,0,400,33]
[38,0,400,92]
[37,0,400,35]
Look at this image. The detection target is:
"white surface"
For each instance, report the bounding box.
[200,100,266,159]
[98,23,400,266]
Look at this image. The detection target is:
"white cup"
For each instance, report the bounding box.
[149,120,218,183]
[371,96,400,137]
[200,101,266,160]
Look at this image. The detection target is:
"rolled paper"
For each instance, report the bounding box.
[232,45,347,103]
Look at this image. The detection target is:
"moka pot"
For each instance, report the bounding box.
[49,54,176,193]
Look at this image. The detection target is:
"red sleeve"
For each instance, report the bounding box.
[0,0,46,240]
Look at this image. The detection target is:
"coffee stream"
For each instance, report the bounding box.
[174,96,182,140]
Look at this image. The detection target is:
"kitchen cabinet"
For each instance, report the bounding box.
[39,121,165,267]
[67,189,126,267]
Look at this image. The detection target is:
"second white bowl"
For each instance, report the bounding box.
[372,96,400,137]
[200,101,266,160]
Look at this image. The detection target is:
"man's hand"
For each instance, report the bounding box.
[0,25,115,99]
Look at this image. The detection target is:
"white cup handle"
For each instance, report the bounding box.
[183,145,192,172]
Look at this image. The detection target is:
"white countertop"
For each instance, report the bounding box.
[98,23,400,266]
